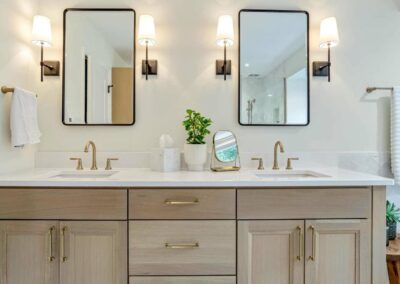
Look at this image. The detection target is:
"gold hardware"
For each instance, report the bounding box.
[84,141,97,170]
[164,199,199,205]
[252,157,264,170]
[70,158,83,170]
[48,226,56,262]
[105,158,119,170]
[1,86,15,94]
[286,157,299,170]
[61,227,68,262]
[366,87,393,93]
[296,226,302,261]
[165,242,199,249]
[273,141,285,170]
[309,226,316,261]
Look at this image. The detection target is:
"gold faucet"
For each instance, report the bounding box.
[84,141,98,170]
[273,141,285,170]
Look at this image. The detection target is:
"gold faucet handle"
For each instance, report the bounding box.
[286,158,299,170]
[70,158,83,170]
[105,158,119,171]
[251,157,264,170]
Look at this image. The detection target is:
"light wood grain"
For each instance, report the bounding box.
[112,67,134,124]
[129,221,236,276]
[129,189,235,220]
[60,221,127,284]
[130,276,236,284]
[238,220,304,284]
[238,188,371,219]
[0,189,127,220]
[372,186,387,284]
[0,221,59,284]
[305,219,371,284]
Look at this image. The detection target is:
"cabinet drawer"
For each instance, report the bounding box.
[129,189,235,219]
[238,188,371,219]
[130,277,236,284]
[129,221,236,275]
[0,189,127,220]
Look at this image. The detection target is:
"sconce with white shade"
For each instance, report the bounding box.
[138,15,157,80]
[32,15,60,82]
[216,15,234,80]
[313,17,340,82]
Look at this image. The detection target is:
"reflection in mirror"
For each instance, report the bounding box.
[239,10,309,126]
[63,9,135,125]
[214,131,239,163]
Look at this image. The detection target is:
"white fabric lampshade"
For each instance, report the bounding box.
[216,15,234,47]
[138,15,156,46]
[32,15,52,47]
[320,17,339,48]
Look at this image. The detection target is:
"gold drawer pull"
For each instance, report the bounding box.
[164,199,199,205]
[296,226,302,261]
[308,226,316,261]
[165,242,200,249]
[48,226,56,262]
[61,227,68,262]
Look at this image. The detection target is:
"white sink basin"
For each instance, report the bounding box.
[51,171,118,179]
[255,170,330,179]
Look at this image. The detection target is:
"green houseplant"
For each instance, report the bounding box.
[387,201,400,241]
[182,109,212,171]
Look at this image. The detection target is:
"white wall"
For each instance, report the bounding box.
[33,0,399,154]
[0,0,38,173]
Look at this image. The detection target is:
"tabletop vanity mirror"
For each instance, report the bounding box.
[63,8,135,126]
[211,131,241,172]
[239,10,310,126]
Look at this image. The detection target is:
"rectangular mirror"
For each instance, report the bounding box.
[63,9,135,126]
[239,10,309,126]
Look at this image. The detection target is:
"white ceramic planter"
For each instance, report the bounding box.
[184,143,207,171]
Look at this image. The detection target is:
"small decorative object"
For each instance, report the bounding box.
[387,201,400,241]
[211,130,241,172]
[151,134,180,172]
[183,109,212,171]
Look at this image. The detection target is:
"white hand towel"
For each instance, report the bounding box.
[392,87,400,184]
[10,87,41,148]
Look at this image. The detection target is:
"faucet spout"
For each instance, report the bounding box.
[273,141,285,170]
[84,141,98,170]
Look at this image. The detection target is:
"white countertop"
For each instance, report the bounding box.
[0,167,394,188]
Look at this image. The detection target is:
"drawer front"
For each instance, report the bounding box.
[238,188,371,219]
[129,189,235,219]
[129,221,236,276]
[130,277,236,284]
[0,189,127,220]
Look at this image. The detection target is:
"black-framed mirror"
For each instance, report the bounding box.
[62,8,136,126]
[239,10,310,126]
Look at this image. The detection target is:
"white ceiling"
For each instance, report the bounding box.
[240,12,307,77]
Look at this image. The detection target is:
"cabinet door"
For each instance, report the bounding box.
[305,220,371,284]
[60,221,127,284]
[0,221,59,284]
[238,221,304,284]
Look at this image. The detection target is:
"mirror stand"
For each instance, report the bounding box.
[210,131,241,172]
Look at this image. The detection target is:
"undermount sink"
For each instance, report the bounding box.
[51,171,118,179]
[255,170,330,179]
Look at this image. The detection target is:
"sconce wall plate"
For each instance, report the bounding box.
[43,61,60,76]
[216,60,232,75]
[141,60,158,75]
[312,61,329,77]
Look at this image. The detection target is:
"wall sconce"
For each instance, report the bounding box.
[138,15,157,80]
[216,15,234,80]
[313,17,340,82]
[32,15,60,82]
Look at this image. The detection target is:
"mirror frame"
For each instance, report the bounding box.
[238,9,310,127]
[62,8,136,126]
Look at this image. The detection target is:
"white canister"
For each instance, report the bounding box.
[151,148,181,172]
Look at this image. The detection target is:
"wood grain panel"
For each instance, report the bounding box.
[0,189,127,220]
[238,188,371,219]
[129,189,235,220]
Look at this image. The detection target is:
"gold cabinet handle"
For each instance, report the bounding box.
[48,226,56,262]
[308,226,316,261]
[61,227,68,262]
[164,199,199,205]
[165,242,200,249]
[296,226,302,261]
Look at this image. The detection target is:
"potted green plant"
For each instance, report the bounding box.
[182,109,212,171]
[387,201,400,241]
